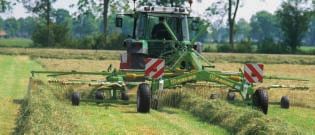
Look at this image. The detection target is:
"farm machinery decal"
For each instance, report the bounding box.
[29,2,309,115]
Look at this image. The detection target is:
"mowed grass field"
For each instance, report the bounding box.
[0,56,42,134]
[1,48,315,134]
[34,56,315,134]
[1,55,229,134]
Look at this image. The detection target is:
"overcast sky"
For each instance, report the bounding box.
[0,0,282,22]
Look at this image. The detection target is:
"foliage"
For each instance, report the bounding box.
[21,0,57,18]
[256,37,285,54]
[74,0,131,46]
[3,17,19,37]
[235,40,253,53]
[235,19,251,41]
[105,31,127,50]
[18,17,37,38]
[250,11,281,42]
[53,8,72,30]
[203,45,216,52]
[0,0,17,12]
[217,43,232,52]
[206,0,241,49]
[32,23,73,48]
[138,0,196,7]
[304,15,315,46]
[72,11,97,38]
[276,0,312,53]
[74,31,126,50]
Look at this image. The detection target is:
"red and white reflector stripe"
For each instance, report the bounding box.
[145,58,164,79]
[244,64,264,83]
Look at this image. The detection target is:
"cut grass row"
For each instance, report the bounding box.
[0,56,42,134]
[16,80,229,134]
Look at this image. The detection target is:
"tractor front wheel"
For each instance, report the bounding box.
[281,96,290,109]
[253,89,268,114]
[137,83,151,113]
[72,92,80,106]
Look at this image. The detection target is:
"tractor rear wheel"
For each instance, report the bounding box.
[137,83,151,113]
[253,88,268,114]
[95,91,105,104]
[227,93,236,101]
[72,92,80,106]
[281,96,290,109]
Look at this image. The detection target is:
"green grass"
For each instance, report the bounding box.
[269,105,315,134]
[0,38,33,48]
[68,103,229,134]
[300,46,315,51]
[0,55,42,134]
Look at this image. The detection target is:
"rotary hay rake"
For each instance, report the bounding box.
[29,5,310,115]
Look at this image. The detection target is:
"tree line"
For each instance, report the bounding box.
[0,0,314,54]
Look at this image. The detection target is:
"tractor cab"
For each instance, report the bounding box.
[116,6,203,71]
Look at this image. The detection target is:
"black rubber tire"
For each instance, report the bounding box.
[137,83,151,113]
[121,91,129,101]
[210,93,218,99]
[227,93,236,101]
[151,95,158,110]
[281,96,290,109]
[95,91,105,104]
[71,92,80,106]
[253,89,269,115]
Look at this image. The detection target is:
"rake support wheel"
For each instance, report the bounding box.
[227,93,236,101]
[281,96,290,109]
[71,92,80,106]
[151,95,158,110]
[253,88,269,115]
[137,83,151,113]
[95,91,105,104]
[121,91,129,101]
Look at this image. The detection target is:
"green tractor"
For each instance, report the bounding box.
[30,4,307,114]
[114,5,309,114]
[114,6,269,114]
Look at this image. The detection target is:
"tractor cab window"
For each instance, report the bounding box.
[136,13,147,39]
[136,13,190,41]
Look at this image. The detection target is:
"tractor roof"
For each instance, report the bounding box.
[136,6,189,15]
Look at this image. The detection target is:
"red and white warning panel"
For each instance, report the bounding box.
[145,58,164,79]
[244,64,264,83]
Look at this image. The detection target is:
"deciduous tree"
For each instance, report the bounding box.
[250,11,281,42]
[20,0,57,46]
[276,0,312,53]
